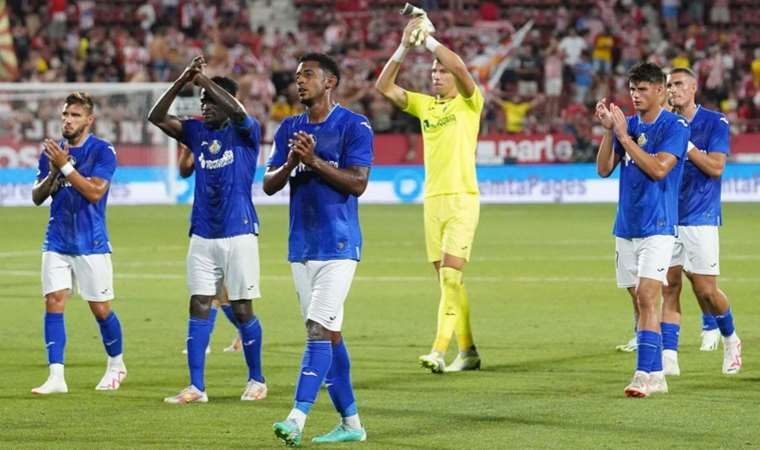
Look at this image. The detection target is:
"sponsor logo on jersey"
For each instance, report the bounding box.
[199,150,234,170]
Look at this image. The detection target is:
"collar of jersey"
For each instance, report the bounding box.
[636,107,664,125]
[686,104,702,124]
[305,103,340,124]
[64,133,93,149]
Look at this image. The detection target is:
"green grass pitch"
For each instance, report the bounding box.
[1,203,759,449]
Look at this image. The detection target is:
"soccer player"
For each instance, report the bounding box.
[177,144,242,354]
[264,53,372,446]
[148,56,266,404]
[660,68,741,375]
[614,88,673,354]
[374,17,483,374]
[596,62,688,397]
[31,91,127,394]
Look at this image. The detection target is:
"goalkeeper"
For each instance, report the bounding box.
[375,15,483,374]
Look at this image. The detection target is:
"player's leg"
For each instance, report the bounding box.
[217,288,243,352]
[442,194,480,372]
[683,226,740,373]
[165,235,218,404]
[661,234,685,376]
[682,226,721,351]
[615,239,638,352]
[309,260,365,444]
[419,196,450,372]
[624,236,674,397]
[32,252,72,395]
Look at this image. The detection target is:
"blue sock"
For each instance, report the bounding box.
[208,306,218,344]
[220,304,239,327]
[651,332,663,372]
[240,316,264,383]
[44,312,66,365]
[97,311,123,357]
[294,340,333,414]
[187,318,212,392]
[636,330,659,373]
[702,313,718,331]
[715,309,735,337]
[661,322,680,352]
[326,339,358,417]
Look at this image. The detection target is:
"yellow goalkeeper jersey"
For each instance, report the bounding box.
[402,88,483,198]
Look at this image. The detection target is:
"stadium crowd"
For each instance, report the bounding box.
[8,0,760,143]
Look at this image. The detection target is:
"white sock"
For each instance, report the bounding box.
[49,363,64,379]
[287,408,307,431]
[108,354,125,368]
[724,332,739,343]
[342,414,362,430]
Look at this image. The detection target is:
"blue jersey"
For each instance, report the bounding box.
[180,116,261,239]
[612,109,689,238]
[36,134,116,255]
[268,105,374,262]
[679,106,730,226]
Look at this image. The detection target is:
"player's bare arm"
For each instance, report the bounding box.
[425,31,476,98]
[374,18,425,109]
[263,147,301,196]
[178,144,194,178]
[595,98,621,177]
[686,146,727,178]
[610,103,677,180]
[193,73,248,125]
[32,161,63,205]
[290,131,369,196]
[147,56,204,140]
[42,138,110,204]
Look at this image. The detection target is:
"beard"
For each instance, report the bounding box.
[62,124,86,141]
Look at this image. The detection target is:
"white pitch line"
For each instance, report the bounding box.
[2,269,760,284]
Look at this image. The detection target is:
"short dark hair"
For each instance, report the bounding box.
[628,62,665,85]
[669,67,697,79]
[65,91,94,114]
[211,76,238,96]
[298,52,340,87]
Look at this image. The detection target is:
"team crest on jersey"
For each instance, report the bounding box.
[208,140,222,154]
[637,133,647,146]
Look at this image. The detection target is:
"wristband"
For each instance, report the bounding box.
[391,44,409,63]
[60,162,75,177]
[424,35,441,53]
[687,141,696,153]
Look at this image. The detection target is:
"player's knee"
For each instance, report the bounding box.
[440,266,463,289]
[230,299,253,324]
[44,291,67,310]
[189,295,214,319]
[306,320,331,341]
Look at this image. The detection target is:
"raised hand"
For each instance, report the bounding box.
[595,98,614,130]
[181,55,205,84]
[609,103,628,138]
[43,139,70,169]
[289,131,317,166]
[401,17,426,48]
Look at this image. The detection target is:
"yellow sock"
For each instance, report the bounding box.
[432,267,463,353]
[454,283,474,351]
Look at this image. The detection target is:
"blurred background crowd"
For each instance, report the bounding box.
[6,0,760,145]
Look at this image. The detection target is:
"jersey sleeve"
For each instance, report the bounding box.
[267,120,290,168]
[36,148,50,181]
[401,90,429,119]
[91,142,117,181]
[657,116,689,159]
[234,115,261,148]
[179,119,199,147]
[707,114,730,154]
[463,86,485,113]
[343,116,374,167]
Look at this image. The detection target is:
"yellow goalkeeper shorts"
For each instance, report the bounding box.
[423,193,480,263]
